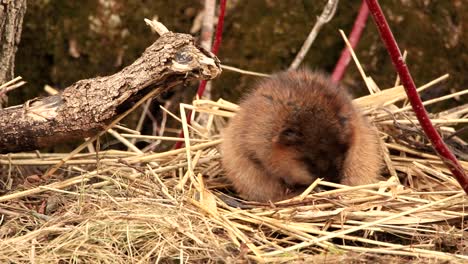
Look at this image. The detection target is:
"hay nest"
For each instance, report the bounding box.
[0,70,467,263]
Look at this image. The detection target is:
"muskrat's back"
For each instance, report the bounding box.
[221,69,382,202]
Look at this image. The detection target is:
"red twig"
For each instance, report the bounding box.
[210,0,226,55]
[365,0,468,194]
[174,0,227,149]
[331,1,369,83]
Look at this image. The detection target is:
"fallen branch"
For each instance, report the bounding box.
[365,0,468,194]
[0,23,221,153]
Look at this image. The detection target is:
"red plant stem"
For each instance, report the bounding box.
[210,0,226,55]
[174,0,227,149]
[365,0,468,194]
[331,1,369,83]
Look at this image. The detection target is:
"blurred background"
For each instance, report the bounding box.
[5,0,467,149]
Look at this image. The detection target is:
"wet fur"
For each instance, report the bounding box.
[221,69,382,202]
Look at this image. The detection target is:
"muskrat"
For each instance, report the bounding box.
[220,69,382,202]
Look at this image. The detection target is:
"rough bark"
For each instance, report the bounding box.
[0,0,27,84]
[0,0,27,104]
[0,31,221,153]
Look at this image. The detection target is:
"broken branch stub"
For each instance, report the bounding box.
[0,31,221,153]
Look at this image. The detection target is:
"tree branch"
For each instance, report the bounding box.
[0,29,221,153]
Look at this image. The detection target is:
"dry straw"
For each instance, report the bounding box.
[1,55,467,263]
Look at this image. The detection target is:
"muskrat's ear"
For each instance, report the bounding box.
[274,127,303,146]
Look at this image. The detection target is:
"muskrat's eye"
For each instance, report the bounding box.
[338,115,348,126]
[278,127,302,145]
[282,128,298,138]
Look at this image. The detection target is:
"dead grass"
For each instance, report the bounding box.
[1,51,467,263]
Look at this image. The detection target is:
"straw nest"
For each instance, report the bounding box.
[1,69,467,263]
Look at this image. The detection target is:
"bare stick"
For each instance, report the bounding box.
[0,76,26,98]
[289,0,339,70]
[196,0,227,98]
[221,64,269,77]
[199,0,217,100]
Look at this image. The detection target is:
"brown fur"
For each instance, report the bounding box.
[220,69,382,202]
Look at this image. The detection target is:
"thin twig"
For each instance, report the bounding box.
[221,64,269,77]
[199,0,217,100]
[0,76,26,98]
[289,0,339,70]
[129,99,151,146]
